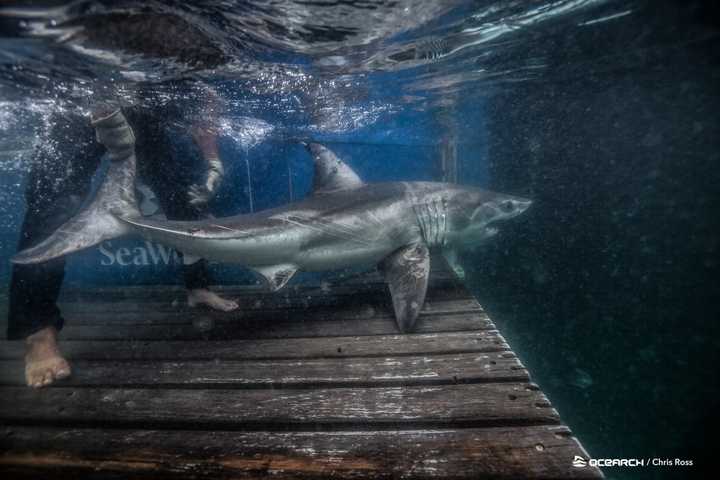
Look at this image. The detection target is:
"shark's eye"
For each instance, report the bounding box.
[500,200,514,213]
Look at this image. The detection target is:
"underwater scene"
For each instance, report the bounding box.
[0,1,717,479]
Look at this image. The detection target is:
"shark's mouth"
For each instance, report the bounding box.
[484,226,499,237]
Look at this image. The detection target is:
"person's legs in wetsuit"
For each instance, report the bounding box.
[8,113,105,387]
[10,105,236,388]
[126,106,238,312]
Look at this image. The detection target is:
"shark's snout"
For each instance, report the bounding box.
[499,196,532,220]
[515,197,532,215]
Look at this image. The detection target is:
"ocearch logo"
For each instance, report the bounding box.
[98,240,182,266]
[573,456,646,468]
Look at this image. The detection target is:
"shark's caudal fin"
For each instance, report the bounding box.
[12,110,140,265]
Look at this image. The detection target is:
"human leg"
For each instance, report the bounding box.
[133,111,237,311]
[8,113,104,386]
[162,199,239,312]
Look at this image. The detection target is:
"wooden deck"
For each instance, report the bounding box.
[0,268,603,479]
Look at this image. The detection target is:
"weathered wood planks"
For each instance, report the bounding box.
[0,269,603,479]
[0,425,602,479]
[55,297,484,322]
[0,330,510,361]
[36,311,491,340]
[0,352,529,387]
[55,282,478,314]
[0,383,559,428]
[53,271,458,304]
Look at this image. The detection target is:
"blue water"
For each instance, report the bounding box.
[1,1,718,479]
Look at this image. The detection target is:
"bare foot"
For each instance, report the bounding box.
[25,327,72,388]
[187,288,238,312]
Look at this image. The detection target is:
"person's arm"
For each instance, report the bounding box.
[188,87,225,207]
[91,106,135,162]
[188,125,224,206]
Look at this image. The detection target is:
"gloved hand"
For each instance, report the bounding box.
[188,154,224,207]
[91,109,135,161]
[189,125,223,207]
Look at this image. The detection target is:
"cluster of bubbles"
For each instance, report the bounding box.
[0,0,633,173]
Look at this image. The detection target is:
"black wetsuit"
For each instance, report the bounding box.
[6,105,211,340]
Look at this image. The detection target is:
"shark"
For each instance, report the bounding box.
[13,110,532,332]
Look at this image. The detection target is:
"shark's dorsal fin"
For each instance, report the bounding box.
[305,143,363,194]
[254,264,298,292]
[379,243,430,333]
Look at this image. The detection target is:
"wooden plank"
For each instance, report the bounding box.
[56,296,482,317]
[0,383,560,428]
[54,298,483,326]
[56,271,461,303]
[0,330,511,361]
[0,425,604,479]
[0,297,484,330]
[0,352,529,388]
[47,311,492,341]
[56,276,470,301]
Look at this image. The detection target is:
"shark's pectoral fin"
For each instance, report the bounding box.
[441,248,465,280]
[254,264,298,292]
[379,243,430,333]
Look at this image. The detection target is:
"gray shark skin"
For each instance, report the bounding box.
[13,113,531,332]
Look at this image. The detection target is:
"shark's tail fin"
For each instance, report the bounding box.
[12,110,140,265]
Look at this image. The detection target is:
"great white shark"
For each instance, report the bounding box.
[13,110,532,332]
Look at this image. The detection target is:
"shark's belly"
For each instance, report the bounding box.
[200,238,298,265]
[135,228,300,266]
[131,208,417,272]
[154,230,389,271]
[297,242,394,271]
